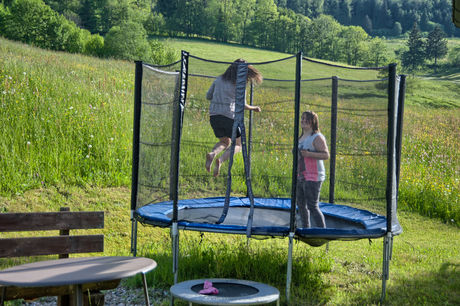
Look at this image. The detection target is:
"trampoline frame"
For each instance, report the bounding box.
[129,51,406,303]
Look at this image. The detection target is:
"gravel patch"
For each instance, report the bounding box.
[21,285,170,305]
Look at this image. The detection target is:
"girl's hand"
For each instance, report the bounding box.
[300,149,310,157]
[245,104,261,112]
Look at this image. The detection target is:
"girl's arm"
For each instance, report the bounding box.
[206,81,216,100]
[300,135,330,160]
[245,104,261,112]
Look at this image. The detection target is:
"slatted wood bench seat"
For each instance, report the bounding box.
[0,207,115,305]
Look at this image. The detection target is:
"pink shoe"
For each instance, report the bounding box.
[198,280,219,295]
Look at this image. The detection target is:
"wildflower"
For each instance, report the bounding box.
[86,155,90,158]
[69,106,74,110]
[110,138,114,141]
[26,141,31,145]
[90,134,94,138]
[88,144,92,148]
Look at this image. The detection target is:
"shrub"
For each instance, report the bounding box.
[61,20,84,53]
[103,21,151,61]
[148,39,179,65]
[447,46,460,68]
[84,33,105,57]
[0,3,7,34]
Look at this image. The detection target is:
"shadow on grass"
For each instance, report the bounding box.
[129,235,335,305]
[348,262,460,305]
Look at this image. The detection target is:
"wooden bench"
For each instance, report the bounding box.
[0,207,117,305]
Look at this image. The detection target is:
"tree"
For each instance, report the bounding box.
[401,23,425,71]
[392,21,402,36]
[425,26,448,69]
[248,0,278,49]
[366,37,389,66]
[340,25,368,65]
[305,15,341,61]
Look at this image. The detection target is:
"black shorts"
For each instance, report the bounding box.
[210,115,241,138]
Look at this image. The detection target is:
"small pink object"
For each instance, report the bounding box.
[198,280,219,295]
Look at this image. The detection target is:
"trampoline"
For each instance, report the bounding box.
[170,278,280,305]
[129,52,406,303]
[135,197,388,240]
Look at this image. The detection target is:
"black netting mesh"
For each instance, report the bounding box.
[133,53,400,233]
[136,63,181,207]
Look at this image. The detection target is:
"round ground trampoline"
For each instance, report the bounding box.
[170,278,280,305]
[130,52,406,303]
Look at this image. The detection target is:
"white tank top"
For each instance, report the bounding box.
[298,132,326,182]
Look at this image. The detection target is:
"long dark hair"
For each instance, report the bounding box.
[222,59,263,85]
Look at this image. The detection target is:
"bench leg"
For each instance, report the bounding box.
[1,286,5,306]
[73,284,83,306]
[142,272,150,306]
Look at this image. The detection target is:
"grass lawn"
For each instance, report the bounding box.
[1,185,459,305]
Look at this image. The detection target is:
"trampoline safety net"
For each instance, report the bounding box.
[131,52,403,236]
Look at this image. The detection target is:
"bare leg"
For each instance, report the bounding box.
[214,137,241,177]
[206,137,230,172]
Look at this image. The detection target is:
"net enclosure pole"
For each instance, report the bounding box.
[287,51,302,303]
[247,81,254,197]
[386,63,397,234]
[171,51,189,287]
[130,60,143,256]
[172,51,189,221]
[290,51,302,232]
[396,75,406,198]
[329,76,338,204]
[381,63,397,303]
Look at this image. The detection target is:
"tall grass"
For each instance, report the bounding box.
[1,36,458,227]
[0,38,133,194]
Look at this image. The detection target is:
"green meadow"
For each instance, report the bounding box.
[0,37,459,305]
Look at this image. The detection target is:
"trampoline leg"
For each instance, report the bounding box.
[172,222,179,284]
[142,272,151,306]
[286,232,294,304]
[130,217,138,256]
[381,232,392,303]
[171,222,179,306]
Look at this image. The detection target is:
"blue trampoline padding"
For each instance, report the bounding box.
[135,197,388,239]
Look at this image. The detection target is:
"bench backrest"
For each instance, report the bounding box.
[0,208,104,258]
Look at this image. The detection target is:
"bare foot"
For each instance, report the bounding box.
[213,159,222,177]
[205,153,214,172]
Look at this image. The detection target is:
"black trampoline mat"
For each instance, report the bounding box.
[191,282,260,297]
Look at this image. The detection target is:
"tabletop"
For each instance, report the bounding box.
[0,256,157,287]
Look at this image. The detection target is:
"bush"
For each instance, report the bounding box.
[148,39,179,65]
[0,3,7,34]
[103,21,151,61]
[84,33,105,57]
[447,46,460,68]
[61,20,84,53]
[1,0,85,52]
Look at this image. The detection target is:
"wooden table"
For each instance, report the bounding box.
[0,256,157,306]
[170,278,280,305]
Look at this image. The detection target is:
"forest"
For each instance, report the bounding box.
[1,0,459,69]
